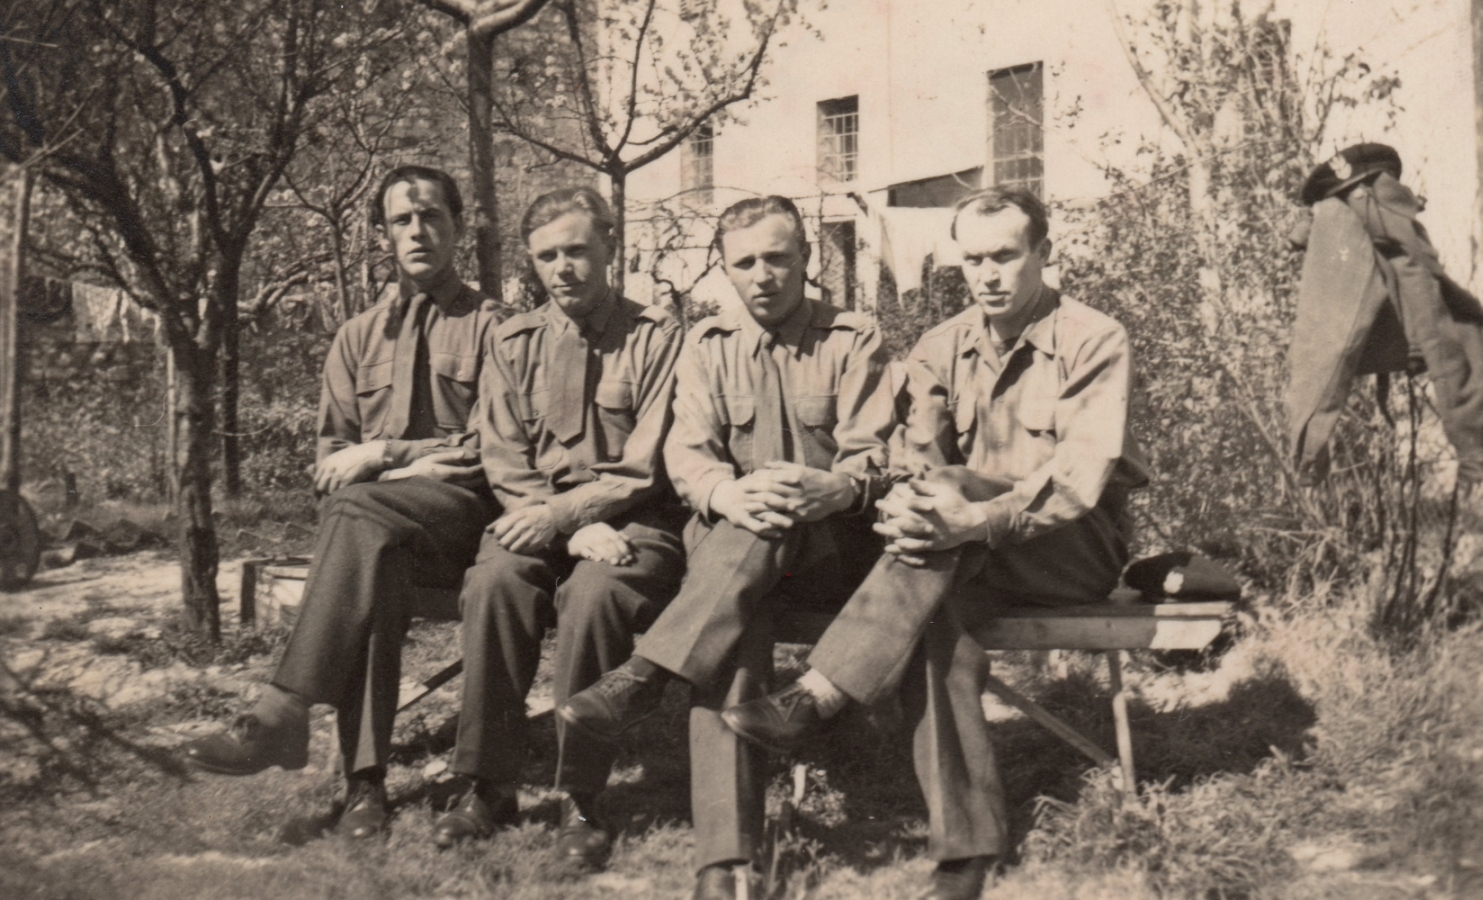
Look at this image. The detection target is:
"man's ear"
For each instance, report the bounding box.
[376,226,392,255]
[1037,238,1053,263]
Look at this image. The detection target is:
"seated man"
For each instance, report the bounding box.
[429,189,686,865]
[559,196,896,899]
[184,166,505,838]
[723,187,1151,900]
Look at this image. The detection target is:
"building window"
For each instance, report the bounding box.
[988,63,1043,197]
[817,95,859,184]
[819,220,856,310]
[681,122,714,205]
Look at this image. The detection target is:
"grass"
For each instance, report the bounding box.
[4,577,1481,899]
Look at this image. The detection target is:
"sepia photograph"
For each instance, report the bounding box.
[1,1,1480,897]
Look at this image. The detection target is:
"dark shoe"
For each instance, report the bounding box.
[336,774,389,840]
[554,793,611,870]
[692,863,761,900]
[431,781,518,848]
[557,662,668,742]
[721,682,822,754]
[182,712,308,775]
[917,856,996,900]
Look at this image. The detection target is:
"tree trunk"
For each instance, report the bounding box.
[173,340,222,641]
[330,222,350,327]
[219,261,242,498]
[610,169,626,296]
[468,28,503,299]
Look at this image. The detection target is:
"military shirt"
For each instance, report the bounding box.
[316,279,504,466]
[479,293,682,534]
[898,288,1150,546]
[664,297,895,515]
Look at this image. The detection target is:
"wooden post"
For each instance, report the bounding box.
[1,169,33,495]
[1106,650,1136,793]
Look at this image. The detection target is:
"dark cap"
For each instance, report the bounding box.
[1299,143,1402,206]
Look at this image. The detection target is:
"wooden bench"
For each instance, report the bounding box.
[240,560,1233,792]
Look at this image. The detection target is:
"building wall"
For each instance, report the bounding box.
[623,0,1480,309]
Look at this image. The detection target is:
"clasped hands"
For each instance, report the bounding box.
[871,479,991,567]
[488,506,636,567]
[708,460,857,539]
[315,441,483,495]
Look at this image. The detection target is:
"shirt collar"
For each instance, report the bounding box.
[547,288,617,339]
[399,268,466,310]
[740,295,814,358]
[970,286,1059,359]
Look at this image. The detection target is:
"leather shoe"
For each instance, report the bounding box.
[432,782,518,848]
[917,855,996,900]
[182,713,308,776]
[692,863,761,900]
[554,793,611,870]
[336,774,389,840]
[557,662,668,742]
[721,681,822,754]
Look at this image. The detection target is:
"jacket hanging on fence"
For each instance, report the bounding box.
[1287,172,1483,484]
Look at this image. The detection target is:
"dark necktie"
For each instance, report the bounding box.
[753,331,791,463]
[385,291,430,439]
[551,318,590,443]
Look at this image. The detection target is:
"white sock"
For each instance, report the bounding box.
[798,669,848,719]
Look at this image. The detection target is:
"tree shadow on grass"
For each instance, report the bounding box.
[731,653,1317,880]
[993,656,1316,851]
[0,658,190,808]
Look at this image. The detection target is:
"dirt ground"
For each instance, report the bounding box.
[2,551,1479,900]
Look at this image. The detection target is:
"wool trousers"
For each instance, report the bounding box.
[272,477,495,777]
[450,504,687,793]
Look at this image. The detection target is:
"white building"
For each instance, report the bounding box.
[620,0,1481,312]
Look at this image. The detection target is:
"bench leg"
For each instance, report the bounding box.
[1106,650,1135,793]
[982,672,1116,768]
[396,659,465,713]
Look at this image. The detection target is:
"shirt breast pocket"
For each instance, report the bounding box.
[595,380,636,461]
[718,394,755,471]
[795,394,838,462]
[1018,398,1056,436]
[430,352,478,429]
[953,394,977,436]
[517,387,550,444]
[355,358,394,439]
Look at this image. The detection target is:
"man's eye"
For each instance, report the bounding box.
[537,251,558,262]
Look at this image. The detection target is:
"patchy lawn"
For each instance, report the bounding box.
[1,553,1479,899]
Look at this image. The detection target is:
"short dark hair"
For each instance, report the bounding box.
[370,165,464,230]
[713,195,809,256]
[520,187,616,251]
[950,187,1049,248]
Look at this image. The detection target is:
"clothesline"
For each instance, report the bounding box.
[18,275,159,344]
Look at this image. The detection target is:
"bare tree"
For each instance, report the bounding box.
[489,0,803,293]
[0,0,402,639]
[410,0,550,298]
